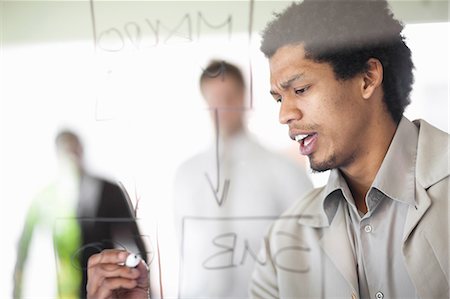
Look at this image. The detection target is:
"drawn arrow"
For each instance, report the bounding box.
[204,108,231,207]
[205,174,231,207]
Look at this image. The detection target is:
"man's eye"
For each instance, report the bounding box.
[276,98,282,103]
[295,86,309,95]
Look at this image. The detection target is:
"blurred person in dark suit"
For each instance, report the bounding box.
[13,130,147,298]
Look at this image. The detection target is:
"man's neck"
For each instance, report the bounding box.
[340,116,398,214]
[220,125,245,142]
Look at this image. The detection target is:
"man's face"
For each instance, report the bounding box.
[56,138,84,175]
[201,75,245,137]
[269,45,371,172]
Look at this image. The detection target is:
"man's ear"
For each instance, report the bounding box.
[361,58,383,99]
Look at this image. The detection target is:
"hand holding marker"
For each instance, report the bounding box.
[86,250,149,298]
[125,253,141,268]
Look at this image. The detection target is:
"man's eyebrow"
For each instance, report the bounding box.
[269,90,279,96]
[270,73,305,96]
[280,73,304,89]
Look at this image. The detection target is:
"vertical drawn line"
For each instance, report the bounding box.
[196,12,201,41]
[213,108,220,191]
[133,181,141,218]
[89,0,98,51]
[90,0,101,123]
[204,108,231,206]
[178,217,186,299]
[248,55,254,110]
[248,0,254,42]
[156,226,164,299]
[248,0,255,109]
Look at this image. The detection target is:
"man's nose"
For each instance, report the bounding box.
[279,97,302,125]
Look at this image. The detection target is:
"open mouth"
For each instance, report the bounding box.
[294,133,316,146]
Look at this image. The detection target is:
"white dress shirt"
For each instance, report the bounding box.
[174,130,313,298]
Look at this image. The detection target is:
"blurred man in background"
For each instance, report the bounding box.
[13,130,147,298]
[173,60,313,298]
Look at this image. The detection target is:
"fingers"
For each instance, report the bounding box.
[134,260,150,288]
[86,249,147,299]
[88,249,128,268]
[93,278,138,299]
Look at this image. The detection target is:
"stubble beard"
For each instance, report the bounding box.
[309,152,356,173]
[309,154,337,173]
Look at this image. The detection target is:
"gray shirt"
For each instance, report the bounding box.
[322,117,420,299]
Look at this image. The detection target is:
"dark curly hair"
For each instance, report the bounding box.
[261,0,414,123]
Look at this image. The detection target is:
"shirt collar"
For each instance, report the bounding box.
[322,169,352,225]
[371,116,418,206]
[321,116,418,224]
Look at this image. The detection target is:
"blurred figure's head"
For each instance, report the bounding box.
[55,130,84,173]
[200,60,246,138]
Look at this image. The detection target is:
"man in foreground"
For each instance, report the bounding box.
[250,0,449,298]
